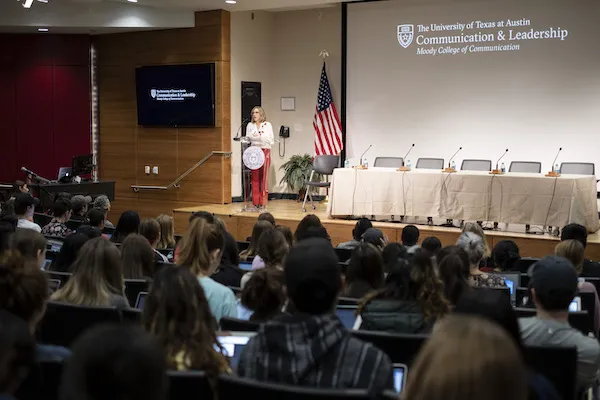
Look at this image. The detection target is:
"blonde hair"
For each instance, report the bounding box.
[404,315,527,400]
[156,214,176,249]
[176,218,224,276]
[462,222,490,258]
[556,239,584,274]
[251,106,267,123]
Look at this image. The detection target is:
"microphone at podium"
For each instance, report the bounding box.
[495,148,509,170]
[444,146,462,172]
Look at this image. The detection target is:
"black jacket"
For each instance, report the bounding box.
[211,263,244,288]
[359,299,434,334]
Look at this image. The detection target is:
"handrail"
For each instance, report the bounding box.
[131,150,231,192]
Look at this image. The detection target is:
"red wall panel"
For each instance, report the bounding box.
[0,66,17,183]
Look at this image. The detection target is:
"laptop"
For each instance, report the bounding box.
[569,296,581,312]
[135,292,148,310]
[57,167,72,182]
[393,363,408,393]
[238,261,253,271]
[336,305,358,329]
[496,272,521,304]
[217,333,256,369]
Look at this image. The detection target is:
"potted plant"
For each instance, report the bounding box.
[279,154,321,201]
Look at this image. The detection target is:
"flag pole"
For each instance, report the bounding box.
[319,50,331,205]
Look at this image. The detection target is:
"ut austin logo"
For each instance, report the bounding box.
[397,24,414,48]
[150,89,157,99]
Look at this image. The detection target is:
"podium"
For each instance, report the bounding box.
[234,136,265,213]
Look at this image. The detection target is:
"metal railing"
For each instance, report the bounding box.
[131,150,231,192]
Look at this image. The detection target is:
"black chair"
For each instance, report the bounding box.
[334,247,352,263]
[350,331,427,365]
[581,277,600,295]
[373,157,404,168]
[65,219,83,231]
[168,371,213,400]
[460,159,492,171]
[124,279,149,308]
[560,162,595,175]
[514,257,540,273]
[509,161,542,173]
[220,317,260,332]
[524,346,577,400]
[218,374,371,400]
[237,241,250,252]
[478,286,511,304]
[121,308,142,323]
[157,248,174,260]
[415,158,444,170]
[17,361,63,400]
[102,226,116,235]
[520,273,530,288]
[38,302,122,347]
[338,297,359,306]
[34,213,52,228]
[45,271,72,287]
[302,155,339,212]
[515,308,591,335]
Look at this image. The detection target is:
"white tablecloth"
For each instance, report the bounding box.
[327,168,600,232]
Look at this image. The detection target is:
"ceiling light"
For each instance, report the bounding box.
[38,0,48,3]
[127,0,138,2]
[38,28,49,32]
[22,0,34,8]
[225,0,237,4]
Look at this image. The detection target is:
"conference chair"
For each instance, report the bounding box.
[38,302,121,348]
[373,157,404,168]
[460,159,492,171]
[514,257,540,273]
[560,162,595,175]
[415,158,444,170]
[302,155,339,213]
[509,161,542,173]
[124,279,149,308]
[65,219,83,231]
[220,317,260,332]
[350,331,427,365]
[217,374,371,400]
[581,277,600,296]
[524,346,577,400]
[169,371,213,400]
[17,361,63,400]
[34,213,53,228]
[121,308,142,323]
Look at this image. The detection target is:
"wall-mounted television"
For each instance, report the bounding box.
[135,63,215,127]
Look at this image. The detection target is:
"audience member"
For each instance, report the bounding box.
[358,250,449,333]
[490,240,520,272]
[401,225,420,254]
[60,325,167,400]
[382,242,408,274]
[437,245,471,305]
[295,225,331,242]
[361,227,385,250]
[462,222,492,267]
[243,229,289,287]
[238,238,393,394]
[70,195,92,221]
[403,315,527,400]
[110,210,140,244]
[337,218,372,250]
[177,218,237,323]
[8,229,46,268]
[561,223,600,277]
[0,215,17,255]
[51,238,129,309]
[189,210,215,224]
[240,268,287,322]
[86,208,106,232]
[92,195,114,229]
[14,193,41,233]
[139,219,168,263]
[75,224,102,239]
[50,233,89,273]
[0,310,35,399]
[239,220,273,261]
[211,232,243,288]
[258,212,276,225]
[41,198,73,238]
[519,255,600,391]
[293,214,322,242]
[344,243,384,299]
[156,214,176,249]
[556,239,600,336]
[142,266,229,376]
[13,180,29,196]
[274,225,293,248]
[456,232,505,288]
[121,234,155,280]
[421,236,442,255]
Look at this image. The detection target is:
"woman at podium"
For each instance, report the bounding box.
[246,106,274,208]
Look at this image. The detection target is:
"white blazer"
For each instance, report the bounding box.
[246,121,274,150]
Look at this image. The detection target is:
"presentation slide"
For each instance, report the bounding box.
[347,0,600,173]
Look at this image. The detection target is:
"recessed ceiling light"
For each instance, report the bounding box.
[127,0,138,2]
[225,0,237,4]
[38,28,49,32]
[22,0,34,8]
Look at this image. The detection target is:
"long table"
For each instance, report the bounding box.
[327,168,600,232]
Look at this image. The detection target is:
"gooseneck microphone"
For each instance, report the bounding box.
[21,167,35,176]
[551,147,563,171]
[448,146,462,168]
[495,148,509,170]
[233,118,250,141]
[360,144,373,166]
[402,144,415,166]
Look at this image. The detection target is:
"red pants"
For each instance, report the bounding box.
[251,148,270,207]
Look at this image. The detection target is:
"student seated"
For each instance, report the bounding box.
[337,218,372,250]
[70,195,92,221]
[239,220,273,261]
[382,243,408,274]
[14,193,41,232]
[211,231,244,288]
[242,229,289,288]
[92,195,114,229]
[238,238,393,394]
[361,228,385,250]
[490,240,520,272]
[343,243,384,299]
[561,223,600,277]
[121,234,156,280]
[85,208,107,237]
[519,255,600,392]
[110,210,140,244]
[41,198,73,238]
[357,250,449,334]
[60,325,167,400]
[258,212,276,226]
[50,233,89,272]
[456,232,506,288]
[293,214,322,242]
[239,268,287,322]
[142,266,230,377]
[0,310,36,400]
[462,222,492,268]
[139,219,169,263]
[156,214,176,249]
[421,236,442,256]
[9,229,47,269]
[401,225,420,254]
[437,246,471,306]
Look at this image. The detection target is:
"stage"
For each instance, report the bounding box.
[173,200,600,260]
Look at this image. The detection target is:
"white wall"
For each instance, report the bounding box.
[230,6,341,197]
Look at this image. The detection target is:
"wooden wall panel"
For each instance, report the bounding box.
[96,10,231,217]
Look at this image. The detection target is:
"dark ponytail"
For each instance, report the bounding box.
[241,269,285,322]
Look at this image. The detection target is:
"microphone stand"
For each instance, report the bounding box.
[490,149,508,175]
[397,144,415,171]
[358,145,372,169]
[545,147,562,177]
[444,147,462,173]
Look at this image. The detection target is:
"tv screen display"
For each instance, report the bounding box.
[135,64,215,127]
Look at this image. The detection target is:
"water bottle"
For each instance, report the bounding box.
[344,159,350,168]
[363,158,368,168]
[407,160,412,169]
[451,160,456,170]
[555,163,560,173]
[500,162,506,173]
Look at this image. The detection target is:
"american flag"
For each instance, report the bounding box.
[313,63,343,156]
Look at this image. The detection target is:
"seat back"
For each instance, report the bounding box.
[168,371,213,400]
[460,159,492,171]
[338,297,359,306]
[34,213,53,228]
[45,271,72,287]
[39,302,121,347]
[121,308,142,323]
[65,219,83,231]
[524,346,577,400]
[313,155,340,175]
[220,317,260,332]
[334,247,352,262]
[509,161,542,173]
[124,279,149,308]
[350,331,427,365]
[17,361,63,400]
[560,162,595,175]
[514,257,540,273]
[373,157,404,168]
[217,374,371,400]
[237,241,250,252]
[415,158,444,170]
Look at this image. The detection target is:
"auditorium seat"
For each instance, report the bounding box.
[509,161,542,173]
[220,317,259,332]
[514,257,539,273]
[237,241,250,252]
[373,157,404,168]
[65,219,83,231]
[46,271,72,287]
[124,279,149,308]
[524,346,577,400]
[560,162,595,175]
[415,158,444,170]
[350,331,427,365]
[302,155,339,213]
[17,361,63,400]
[34,213,52,228]
[217,374,371,400]
[460,159,492,171]
[121,308,142,323]
[334,247,352,262]
[169,371,213,400]
[338,297,359,306]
